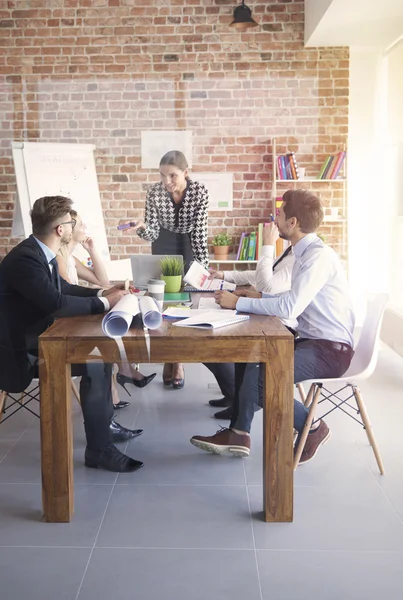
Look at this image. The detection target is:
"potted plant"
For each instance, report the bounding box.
[212,231,232,261]
[160,256,183,293]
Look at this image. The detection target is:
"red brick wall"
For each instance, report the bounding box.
[0,0,349,260]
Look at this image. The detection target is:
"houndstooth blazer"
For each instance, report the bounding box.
[137,179,209,267]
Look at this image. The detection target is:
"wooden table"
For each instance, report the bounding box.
[38,301,294,523]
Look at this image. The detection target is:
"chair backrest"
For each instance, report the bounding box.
[344,293,389,380]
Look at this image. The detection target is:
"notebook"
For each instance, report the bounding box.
[172,310,249,330]
[183,261,236,292]
[164,291,191,303]
[130,254,184,290]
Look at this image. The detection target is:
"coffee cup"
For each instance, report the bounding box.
[147,279,166,311]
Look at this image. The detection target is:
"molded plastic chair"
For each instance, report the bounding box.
[294,293,389,474]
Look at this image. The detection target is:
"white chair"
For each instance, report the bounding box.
[0,379,80,423]
[293,293,389,474]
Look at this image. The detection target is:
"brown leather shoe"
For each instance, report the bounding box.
[299,420,331,465]
[190,427,250,457]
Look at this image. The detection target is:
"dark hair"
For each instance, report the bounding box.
[30,195,73,236]
[159,150,188,171]
[282,189,323,233]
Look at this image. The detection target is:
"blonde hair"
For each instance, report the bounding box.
[58,209,78,264]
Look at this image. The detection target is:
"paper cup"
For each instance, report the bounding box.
[147,278,166,311]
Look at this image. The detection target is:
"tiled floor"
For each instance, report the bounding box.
[1,346,403,599]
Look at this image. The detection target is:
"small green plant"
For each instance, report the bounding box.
[160,256,183,276]
[212,231,232,246]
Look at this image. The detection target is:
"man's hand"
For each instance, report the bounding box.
[104,289,129,308]
[262,222,279,247]
[102,284,126,295]
[208,268,224,280]
[214,290,238,310]
[81,236,95,252]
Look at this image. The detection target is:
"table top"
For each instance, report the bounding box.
[40,292,291,342]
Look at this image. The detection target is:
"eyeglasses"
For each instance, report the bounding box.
[56,218,76,229]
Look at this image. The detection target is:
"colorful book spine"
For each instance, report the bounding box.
[322,156,334,179]
[236,232,245,260]
[280,155,287,179]
[287,152,299,180]
[318,156,331,179]
[329,151,346,179]
[248,232,256,261]
[277,156,283,180]
[240,235,249,261]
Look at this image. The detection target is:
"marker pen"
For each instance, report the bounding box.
[117,221,136,231]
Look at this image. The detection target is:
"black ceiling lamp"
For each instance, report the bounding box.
[230,1,258,31]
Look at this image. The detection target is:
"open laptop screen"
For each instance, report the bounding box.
[130,255,184,289]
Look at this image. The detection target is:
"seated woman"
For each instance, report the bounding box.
[57,210,156,408]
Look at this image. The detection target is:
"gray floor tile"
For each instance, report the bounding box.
[0,484,112,547]
[97,484,254,549]
[117,434,245,485]
[78,548,261,600]
[250,481,403,551]
[0,547,90,600]
[257,550,403,600]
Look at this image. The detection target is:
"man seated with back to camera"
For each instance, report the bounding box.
[191,189,355,465]
[0,195,143,473]
[204,217,295,420]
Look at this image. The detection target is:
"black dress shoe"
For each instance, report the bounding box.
[85,444,144,472]
[109,419,143,443]
[209,397,232,408]
[214,406,233,420]
[113,400,130,410]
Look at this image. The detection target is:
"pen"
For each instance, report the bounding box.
[117,222,136,231]
[220,280,224,290]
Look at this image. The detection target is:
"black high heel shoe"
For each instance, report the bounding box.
[116,372,157,394]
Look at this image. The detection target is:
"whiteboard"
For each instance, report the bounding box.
[141,130,192,169]
[192,172,233,211]
[11,142,110,261]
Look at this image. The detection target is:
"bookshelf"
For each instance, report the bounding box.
[209,255,257,270]
[271,138,348,261]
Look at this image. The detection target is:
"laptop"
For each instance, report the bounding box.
[130,255,184,290]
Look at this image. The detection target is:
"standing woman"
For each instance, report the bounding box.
[124,150,209,389]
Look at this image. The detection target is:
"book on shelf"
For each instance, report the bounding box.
[318,151,346,179]
[276,152,300,180]
[247,232,256,261]
[236,232,245,260]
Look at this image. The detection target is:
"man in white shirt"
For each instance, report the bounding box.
[204,223,294,419]
[191,189,355,464]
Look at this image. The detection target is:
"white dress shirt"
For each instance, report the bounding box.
[223,244,294,294]
[236,233,355,347]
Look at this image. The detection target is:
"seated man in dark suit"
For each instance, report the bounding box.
[0,195,143,473]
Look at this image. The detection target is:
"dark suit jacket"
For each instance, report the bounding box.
[0,235,105,392]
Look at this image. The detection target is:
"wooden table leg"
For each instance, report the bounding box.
[39,339,73,522]
[263,338,294,522]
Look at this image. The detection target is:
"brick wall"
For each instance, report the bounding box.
[0,0,349,261]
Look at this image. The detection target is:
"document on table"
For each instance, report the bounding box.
[172,310,249,330]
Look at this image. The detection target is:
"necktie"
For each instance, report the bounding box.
[49,258,61,292]
[273,245,292,270]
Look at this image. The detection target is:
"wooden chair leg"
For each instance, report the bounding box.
[293,384,322,470]
[353,385,385,475]
[296,383,307,405]
[71,380,81,405]
[0,391,6,422]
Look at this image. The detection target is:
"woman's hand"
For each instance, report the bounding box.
[209,268,224,280]
[81,236,95,253]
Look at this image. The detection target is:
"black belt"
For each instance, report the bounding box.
[295,338,353,354]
